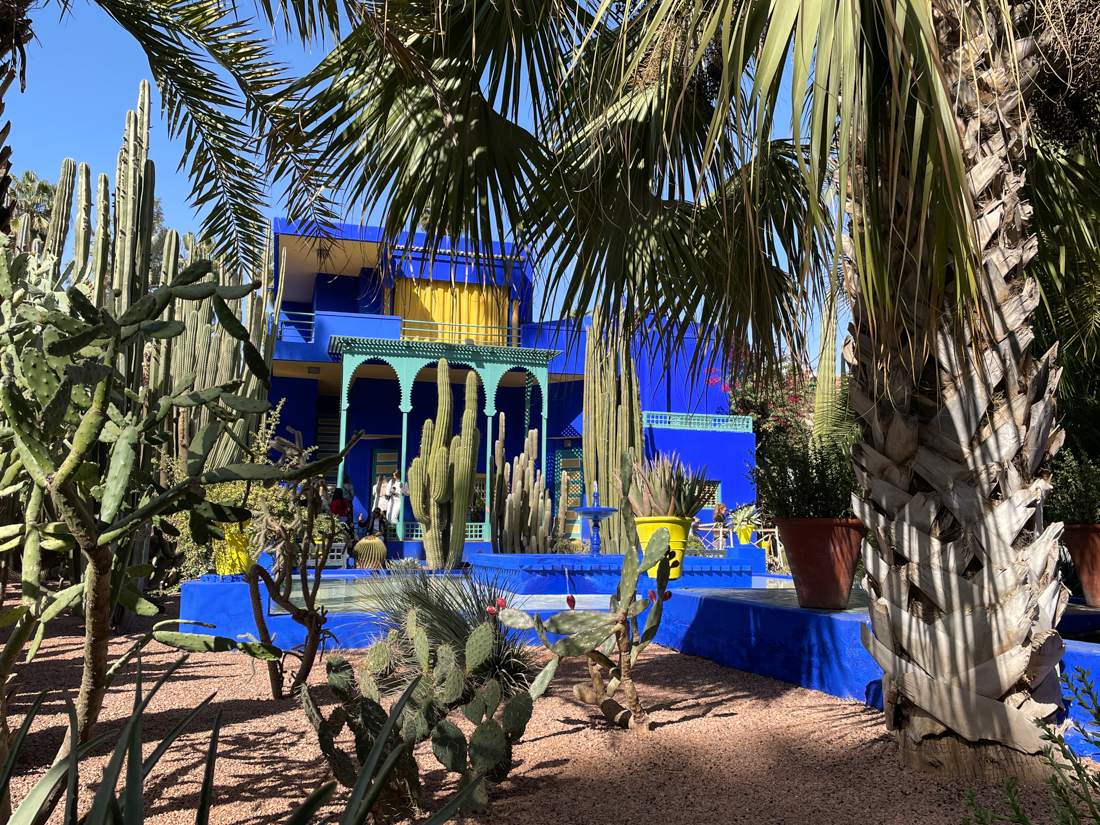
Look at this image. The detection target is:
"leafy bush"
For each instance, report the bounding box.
[1047,449,1100,525]
[748,429,859,520]
[964,668,1100,825]
[356,571,536,697]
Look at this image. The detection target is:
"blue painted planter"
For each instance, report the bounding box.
[466,553,753,594]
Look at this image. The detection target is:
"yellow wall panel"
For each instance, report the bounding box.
[395,279,511,344]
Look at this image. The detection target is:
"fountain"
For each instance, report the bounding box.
[572,481,619,556]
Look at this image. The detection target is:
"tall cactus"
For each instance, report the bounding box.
[37,81,280,470]
[582,313,643,551]
[408,360,480,569]
[490,413,552,554]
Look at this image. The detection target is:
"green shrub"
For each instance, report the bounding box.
[964,668,1100,825]
[356,571,536,697]
[1047,449,1100,525]
[748,429,859,520]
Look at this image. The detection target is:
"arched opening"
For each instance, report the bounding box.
[408,360,489,533]
[343,358,403,529]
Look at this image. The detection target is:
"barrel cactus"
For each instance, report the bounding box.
[352,535,387,569]
[407,359,480,569]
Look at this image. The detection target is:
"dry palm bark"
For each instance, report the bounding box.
[848,0,1093,782]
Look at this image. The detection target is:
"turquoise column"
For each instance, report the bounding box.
[536,367,549,474]
[398,401,410,540]
[395,356,416,541]
[337,353,357,488]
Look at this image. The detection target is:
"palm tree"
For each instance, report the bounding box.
[279,0,1100,782]
[8,170,54,249]
[0,0,352,270]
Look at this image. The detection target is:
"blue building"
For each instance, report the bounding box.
[267,219,755,552]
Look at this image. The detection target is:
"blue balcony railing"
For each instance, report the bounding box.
[401,319,520,347]
[276,310,316,344]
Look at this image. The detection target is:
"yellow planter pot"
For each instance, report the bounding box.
[736,526,754,545]
[635,516,694,581]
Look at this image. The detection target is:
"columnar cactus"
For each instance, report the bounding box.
[582,314,643,552]
[38,81,282,471]
[408,359,480,569]
[0,82,359,765]
[489,413,552,554]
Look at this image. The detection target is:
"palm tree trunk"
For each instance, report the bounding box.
[850,1,1070,782]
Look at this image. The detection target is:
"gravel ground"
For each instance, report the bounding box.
[3,598,1054,825]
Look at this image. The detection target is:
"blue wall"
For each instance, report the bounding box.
[268,375,318,449]
[273,311,402,362]
[647,428,755,509]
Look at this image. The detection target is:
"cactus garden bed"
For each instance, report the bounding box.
[5,599,1053,825]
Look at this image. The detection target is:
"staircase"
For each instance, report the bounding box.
[315,413,341,487]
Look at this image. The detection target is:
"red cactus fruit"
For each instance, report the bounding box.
[496,597,507,609]
[647,589,657,602]
[566,594,576,610]
[486,606,499,616]
[663,590,672,601]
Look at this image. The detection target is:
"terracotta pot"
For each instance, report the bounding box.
[1063,524,1100,607]
[774,518,868,609]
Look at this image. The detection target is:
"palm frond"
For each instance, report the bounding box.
[93,0,286,273]
[1028,139,1100,395]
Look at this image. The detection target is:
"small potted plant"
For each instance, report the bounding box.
[1047,449,1100,606]
[749,431,864,609]
[730,504,760,545]
[620,454,711,580]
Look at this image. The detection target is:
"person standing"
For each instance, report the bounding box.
[383,471,405,525]
[329,488,349,519]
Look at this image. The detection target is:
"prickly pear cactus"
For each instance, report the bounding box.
[355,609,534,812]
[299,655,421,824]
[407,360,480,569]
[499,494,672,731]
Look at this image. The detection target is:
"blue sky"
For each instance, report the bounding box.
[7,5,333,237]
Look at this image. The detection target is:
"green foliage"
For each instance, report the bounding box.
[7,655,477,825]
[749,429,860,520]
[622,453,712,518]
[963,668,1100,825]
[357,571,536,697]
[407,360,480,569]
[1047,449,1100,525]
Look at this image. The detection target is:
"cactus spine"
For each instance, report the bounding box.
[490,413,552,554]
[408,359,480,569]
[582,313,643,551]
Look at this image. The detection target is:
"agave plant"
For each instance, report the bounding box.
[620,455,711,519]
